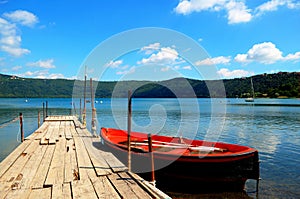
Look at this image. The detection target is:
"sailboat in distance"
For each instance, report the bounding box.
[245,77,255,102]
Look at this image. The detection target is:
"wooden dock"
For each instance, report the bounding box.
[0,116,170,199]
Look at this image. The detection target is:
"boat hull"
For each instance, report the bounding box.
[100,128,259,192]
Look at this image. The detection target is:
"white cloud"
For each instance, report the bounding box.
[0,45,30,57]
[140,42,161,55]
[0,35,21,46]
[256,0,300,15]
[174,0,300,24]
[27,59,56,68]
[234,42,300,64]
[226,0,252,24]
[234,53,249,63]
[48,73,65,79]
[195,56,231,66]
[234,42,282,64]
[138,47,179,65]
[3,10,38,27]
[217,68,254,78]
[284,52,300,61]
[174,0,226,15]
[174,0,252,24]
[0,14,34,57]
[20,70,65,79]
[105,60,123,68]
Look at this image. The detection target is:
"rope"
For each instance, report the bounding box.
[0,116,19,129]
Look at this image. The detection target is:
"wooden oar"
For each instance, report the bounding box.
[141,139,226,152]
[131,142,226,152]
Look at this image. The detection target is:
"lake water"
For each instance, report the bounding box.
[0,98,299,198]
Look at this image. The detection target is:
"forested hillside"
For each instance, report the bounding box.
[0,72,299,98]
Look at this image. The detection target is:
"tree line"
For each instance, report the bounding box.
[0,72,299,98]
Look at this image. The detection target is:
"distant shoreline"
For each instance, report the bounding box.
[1,72,299,98]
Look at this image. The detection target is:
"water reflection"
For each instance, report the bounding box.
[1,98,300,198]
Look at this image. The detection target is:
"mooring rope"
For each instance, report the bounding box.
[0,116,19,129]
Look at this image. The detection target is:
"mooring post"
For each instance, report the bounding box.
[148,133,156,186]
[127,90,132,172]
[42,102,45,122]
[79,98,82,122]
[38,111,40,128]
[19,113,24,142]
[82,73,87,127]
[90,78,97,137]
[46,101,48,118]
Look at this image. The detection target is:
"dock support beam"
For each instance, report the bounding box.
[82,72,87,128]
[90,78,97,137]
[148,134,156,186]
[127,90,132,172]
[19,113,24,142]
[38,111,40,128]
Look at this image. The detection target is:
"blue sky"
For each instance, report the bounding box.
[0,0,299,81]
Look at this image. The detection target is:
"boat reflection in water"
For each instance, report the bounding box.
[100,128,260,193]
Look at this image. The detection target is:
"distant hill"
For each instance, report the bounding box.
[0,72,299,98]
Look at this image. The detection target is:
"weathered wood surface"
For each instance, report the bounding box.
[0,116,170,199]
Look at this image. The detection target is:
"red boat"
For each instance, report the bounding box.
[100,127,260,192]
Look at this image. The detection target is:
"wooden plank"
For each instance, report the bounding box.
[62,182,72,199]
[118,172,152,199]
[65,121,73,140]
[26,122,49,140]
[31,144,56,189]
[40,137,49,145]
[27,187,51,199]
[102,152,128,173]
[44,138,66,186]
[72,179,98,199]
[44,126,54,141]
[107,173,142,199]
[64,139,78,182]
[4,140,48,199]
[52,184,63,199]
[73,135,96,180]
[49,122,59,144]
[128,172,171,199]
[81,137,112,176]
[59,121,65,138]
[0,139,39,196]
[0,140,31,178]
[90,176,120,199]
[76,127,126,173]
[73,117,82,128]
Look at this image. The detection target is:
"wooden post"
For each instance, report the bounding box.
[90,78,97,136]
[38,111,40,128]
[19,113,24,142]
[46,101,48,118]
[82,73,87,127]
[127,90,132,172]
[148,134,155,186]
[79,98,82,122]
[42,102,45,122]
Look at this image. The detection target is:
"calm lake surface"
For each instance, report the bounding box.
[0,98,299,198]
